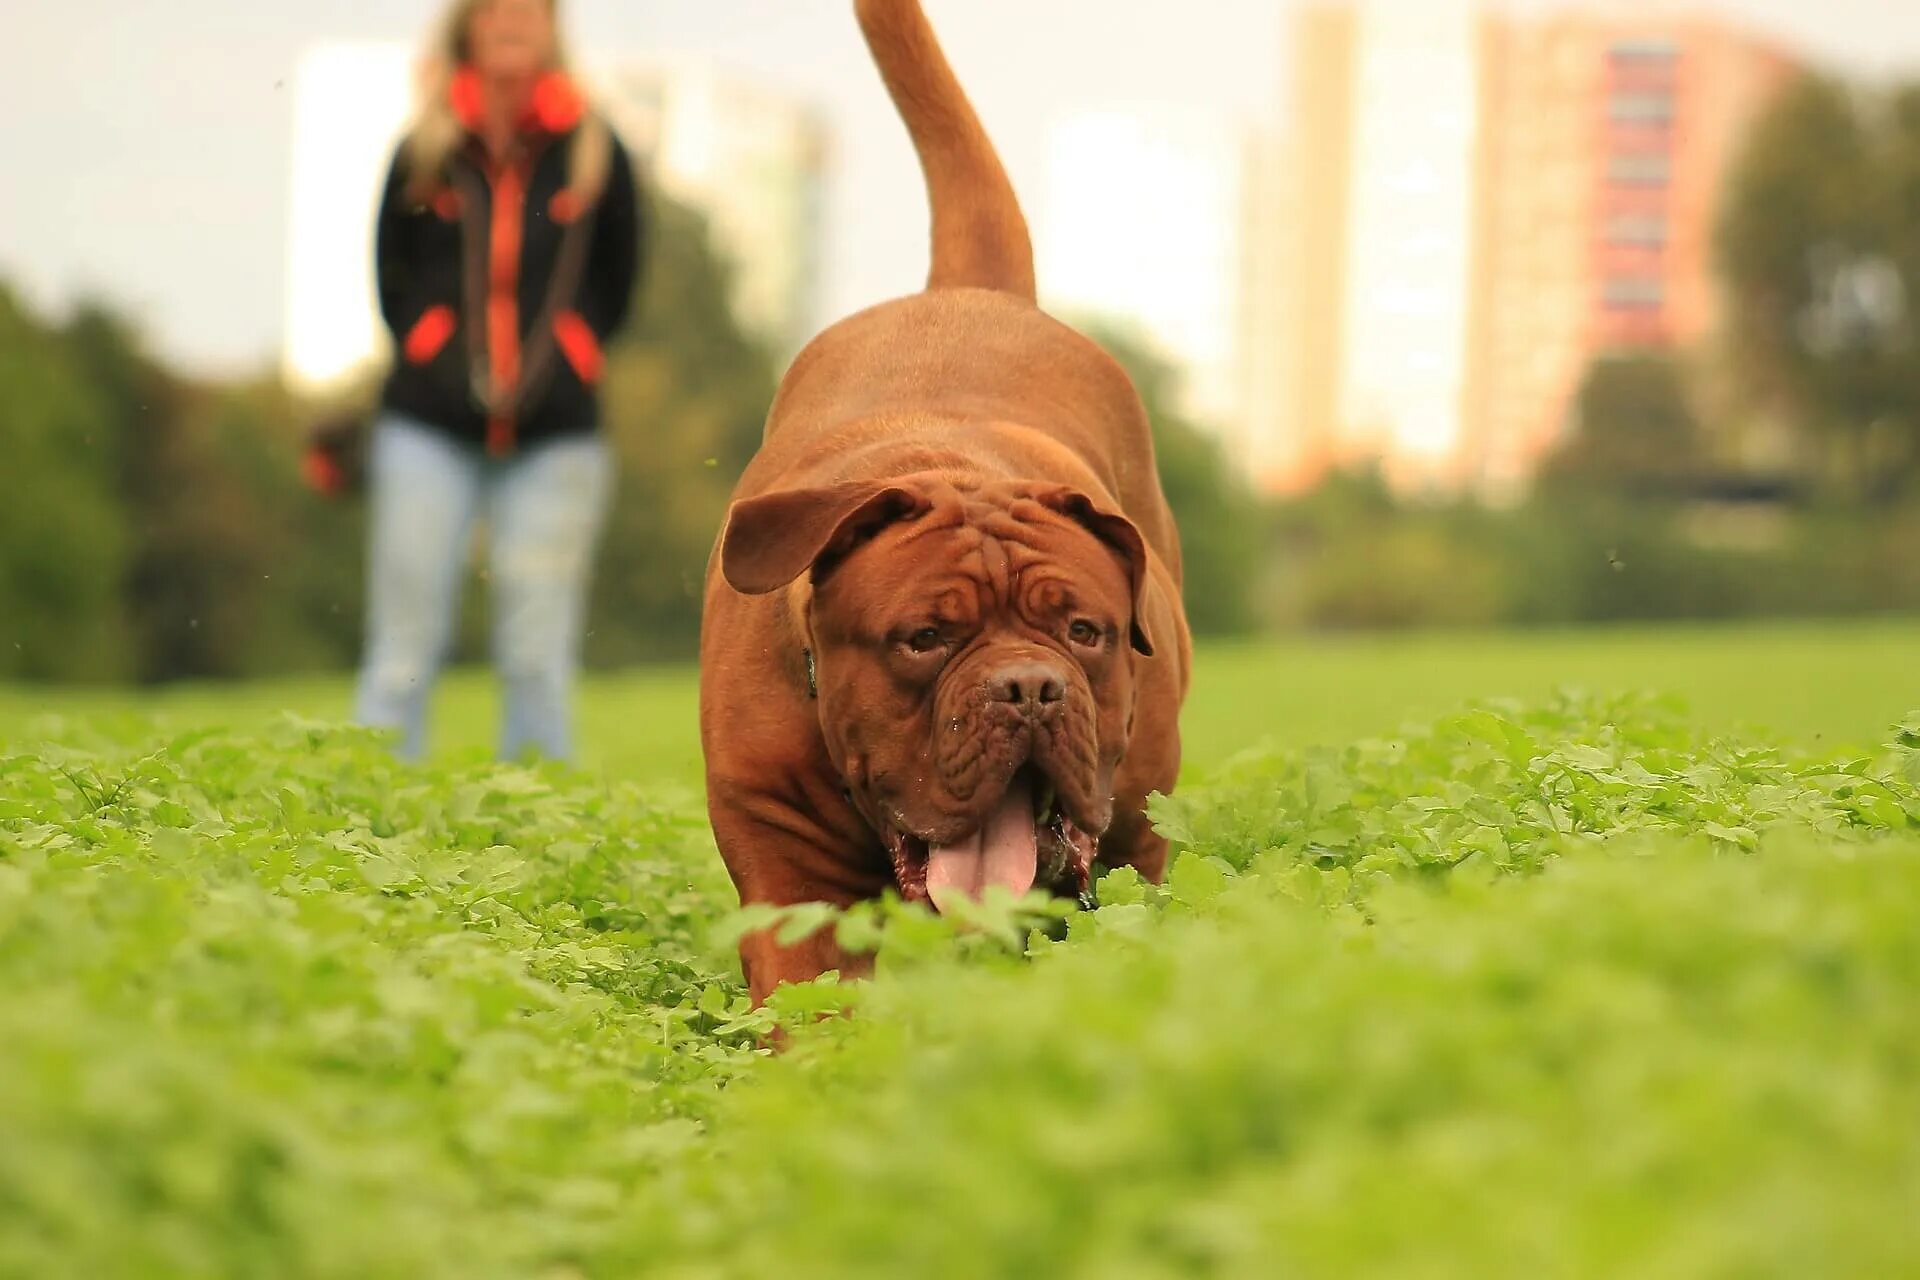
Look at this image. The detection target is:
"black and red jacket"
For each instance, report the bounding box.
[375,71,642,455]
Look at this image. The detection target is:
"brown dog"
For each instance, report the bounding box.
[700,0,1191,1004]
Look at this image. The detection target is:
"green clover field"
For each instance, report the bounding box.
[3,621,1918,1278]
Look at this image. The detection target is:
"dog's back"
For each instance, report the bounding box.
[742,0,1180,578]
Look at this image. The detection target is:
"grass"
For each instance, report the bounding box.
[6,617,1917,780]
[3,620,1919,1276]
[1185,617,1920,757]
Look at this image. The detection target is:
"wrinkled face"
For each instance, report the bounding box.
[466,0,556,81]
[807,488,1143,912]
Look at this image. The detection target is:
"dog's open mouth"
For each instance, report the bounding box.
[883,767,1097,912]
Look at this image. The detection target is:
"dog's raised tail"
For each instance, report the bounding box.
[855,0,1036,301]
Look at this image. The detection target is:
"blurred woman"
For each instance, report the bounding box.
[357,0,641,761]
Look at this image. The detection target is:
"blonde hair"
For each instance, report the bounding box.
[401,0,612,206]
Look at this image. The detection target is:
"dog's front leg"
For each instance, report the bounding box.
[707,780,890,1006]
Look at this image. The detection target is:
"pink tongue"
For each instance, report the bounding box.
[926,777,1038,914]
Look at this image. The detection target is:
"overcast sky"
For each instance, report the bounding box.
[4,0,1918,374]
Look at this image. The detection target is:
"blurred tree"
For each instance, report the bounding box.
[0,186,779,685]
[195,376,366,676]
[1884,82,1920,489]
[585,195,781,665]
[1717,75,1919,498]
[1080,323,1265,636]
[0,288,131,680]
[60,308,363,682]
[63,310,299,680]
[1539,354,1706,498]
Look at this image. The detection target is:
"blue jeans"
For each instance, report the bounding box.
[354,414,613,762]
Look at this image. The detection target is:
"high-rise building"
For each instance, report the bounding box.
[1260,3,1798,496]
[282,44,828,392]
[1469,14,1797,493]
[595,61,829,358]
[1337,0,1484,488]
[1234,123,1296,487]
[1037,108,1256,440]
[283,43,416,394]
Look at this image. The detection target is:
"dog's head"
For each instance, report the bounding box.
[721,472,1154,912]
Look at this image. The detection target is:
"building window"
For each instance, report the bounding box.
[1609,37,1681,64]
[1603,276,1666,309]
[1608,91,1676,124]
[1607,152,1672,186]
[1605,213,1669,247]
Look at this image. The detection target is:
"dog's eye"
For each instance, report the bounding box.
[905,627,945,654]
[1068,620,1104,649]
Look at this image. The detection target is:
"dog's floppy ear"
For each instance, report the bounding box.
[1034,487,1157,657]
[721,479,930,596]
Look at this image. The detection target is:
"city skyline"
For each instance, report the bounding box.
[1262,3,1796,494]
[1037,107,1256,435]
[596,59,829,357]
[5,0,1919,382]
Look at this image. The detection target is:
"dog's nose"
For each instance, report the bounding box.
[989,661,1067,714]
